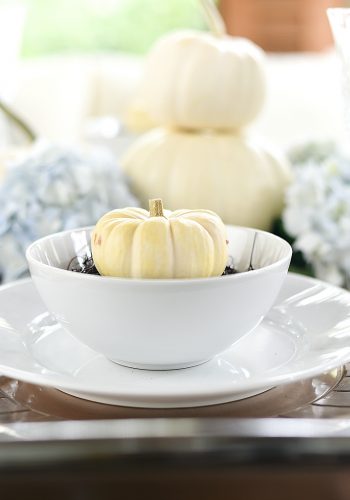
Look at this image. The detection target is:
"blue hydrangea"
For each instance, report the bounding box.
[0,143,139,282]
[283,149,350,287]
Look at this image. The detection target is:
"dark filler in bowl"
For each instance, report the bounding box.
[68,255,243,276]
[68,255,100,275]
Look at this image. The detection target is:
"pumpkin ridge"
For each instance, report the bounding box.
[168,220,176,278]
[100,218,138,275]
[130,221,143,278]
[171,209,218,219]
[121,208,149,219]
[105,219,140,276]
[185,216,225,275]
[175,217,215,277]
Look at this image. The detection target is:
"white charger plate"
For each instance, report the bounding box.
[0,274,350,408]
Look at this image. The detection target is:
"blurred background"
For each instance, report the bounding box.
[6,0,342,56]
[0,0,346,148]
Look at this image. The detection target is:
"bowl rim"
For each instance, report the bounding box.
[26,225,292,286]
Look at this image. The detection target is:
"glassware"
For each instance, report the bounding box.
[328,8,350,149]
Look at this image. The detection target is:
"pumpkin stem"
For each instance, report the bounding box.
[149,198,164,217]
[200,0,226,37]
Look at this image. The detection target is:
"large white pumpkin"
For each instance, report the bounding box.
[122,128,291,231]
[140,30,266,130]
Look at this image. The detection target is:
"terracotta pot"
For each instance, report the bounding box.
[219,0,343,52]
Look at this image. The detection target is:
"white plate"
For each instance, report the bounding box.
[0,274,350,408]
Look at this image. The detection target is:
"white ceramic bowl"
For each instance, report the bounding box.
[26,225,292,370]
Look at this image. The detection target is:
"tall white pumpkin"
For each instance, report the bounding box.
[122,128,291,231]
[140,30,266,130]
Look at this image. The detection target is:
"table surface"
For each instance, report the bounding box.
[2,364,350,500]
[0,364,350,423]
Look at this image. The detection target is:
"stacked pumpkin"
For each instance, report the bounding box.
[122,0,291,231]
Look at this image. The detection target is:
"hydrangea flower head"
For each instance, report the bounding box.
[0,143,138,282]
[283,150,350,287]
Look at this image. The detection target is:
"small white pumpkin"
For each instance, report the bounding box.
[140,29,266,131]
[122,128,291,231]
[91,199,227,279]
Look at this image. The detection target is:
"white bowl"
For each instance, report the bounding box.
[26,225,292,370]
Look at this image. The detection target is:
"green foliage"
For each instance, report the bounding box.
[271,218,314,277]
[6,0,206,57]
